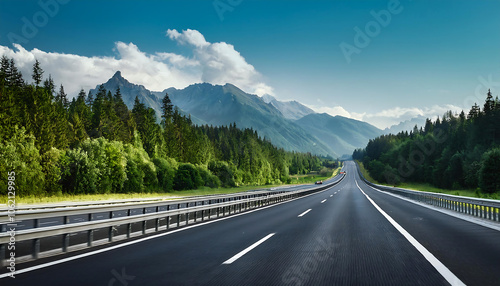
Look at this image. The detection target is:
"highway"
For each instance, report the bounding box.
[4,161,500,285]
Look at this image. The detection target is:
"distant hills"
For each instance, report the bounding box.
[295,113,383,157]
[91,71,384,157]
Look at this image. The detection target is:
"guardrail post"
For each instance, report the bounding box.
[1,244,6,266]
[64,216,70,224]
[88,230,93,246]
[186,212,190,225]
[62,233,69,252]
[34,219,39,228]
[109,226,114,242]
[126,223,131,238]
[155,218,160,232]
[201,201,205,221]
[177,215,180,227]
[33,238,40,259]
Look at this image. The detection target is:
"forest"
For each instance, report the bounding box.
[0,57,337,197]
[353,91,500,193]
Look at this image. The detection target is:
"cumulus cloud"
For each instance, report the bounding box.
[166,29,274,96]
[0,29,273,97]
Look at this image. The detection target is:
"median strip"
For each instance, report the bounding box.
[222,233,275,264]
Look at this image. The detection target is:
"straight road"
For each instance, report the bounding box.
[3,161,500,285]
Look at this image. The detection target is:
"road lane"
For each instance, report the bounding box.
[353,161,500,285]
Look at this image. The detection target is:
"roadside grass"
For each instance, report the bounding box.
[355,160,499,200]
[5,167,342,205]
[5,185,280,205]
[289,167,341,184]
[394,182,499,200]
[355,161,378,184]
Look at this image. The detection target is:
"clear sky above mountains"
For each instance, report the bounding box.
[1,0,499,128]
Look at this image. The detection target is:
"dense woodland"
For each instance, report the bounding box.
[0,57,337,197]
[353,91,500,193]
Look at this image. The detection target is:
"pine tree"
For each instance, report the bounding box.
[483,89,494,115]
[43,74,55,97]
[86,90,94,107]
[468,103,480,119]
[55,84,68,109]
[9,59,24,88]
[32,59,44,86]
[161,93,174,125]
[0,56,9,84]
[112,86,134,143]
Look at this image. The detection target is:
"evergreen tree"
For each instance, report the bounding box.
[161,93,174,125]
[55,84,68,109]
[43,74,55,97]
[9,59,24,88]
[483,89,494,115]
[32,59,44,86]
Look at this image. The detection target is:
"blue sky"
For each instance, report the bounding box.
[1,0,499,128]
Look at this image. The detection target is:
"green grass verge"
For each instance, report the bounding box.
[355,160,499,200]
[393,182,499,200]
[355,161,378,184]
[5,168,342,205]
[289,167,341,184]
[5,185,281,205]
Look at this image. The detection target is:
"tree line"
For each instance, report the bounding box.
[353,90,500,193]
[0,57,337,197]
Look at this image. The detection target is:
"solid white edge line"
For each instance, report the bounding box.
[298,209,312,217]
[355,180,465,286]
[222,233,275,264]
[365,184,500,232]
[0,178,344,279]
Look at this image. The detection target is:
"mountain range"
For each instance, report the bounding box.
[90,71,384,157]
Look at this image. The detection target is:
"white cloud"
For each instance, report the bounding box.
[166,29,209,48]
[307,103,465,129]
[0,29,273,97]
[307,104,353,118]
[167,29,273,96]
[359,104,464,129]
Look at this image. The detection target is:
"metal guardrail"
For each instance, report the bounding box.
[0,174,345,265]
[0,190,280,227]
[355,163,500,223]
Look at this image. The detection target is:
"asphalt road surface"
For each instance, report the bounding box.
[3,161,500,285]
